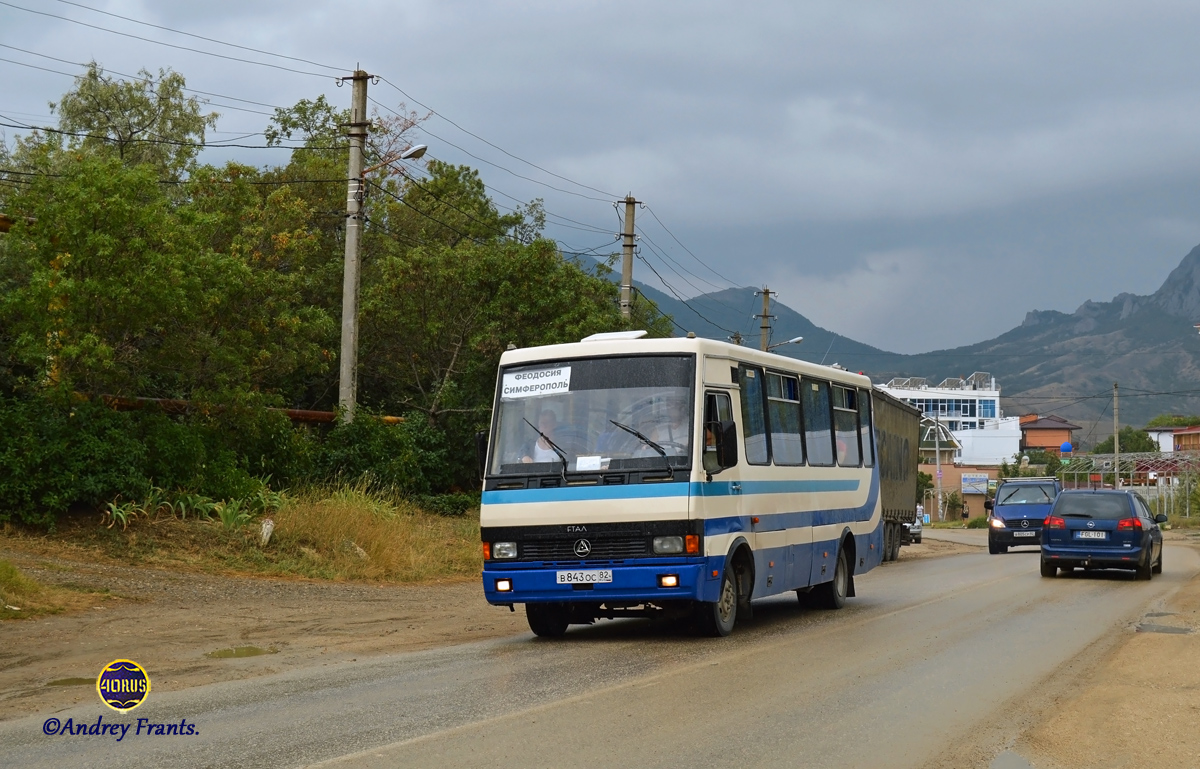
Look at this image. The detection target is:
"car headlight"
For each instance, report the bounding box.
[653,536,684,554]
[492,541,517,559]
[989,518,1005,529]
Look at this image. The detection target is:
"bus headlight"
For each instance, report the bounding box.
[493,541,518,559]
[653,536,684,554]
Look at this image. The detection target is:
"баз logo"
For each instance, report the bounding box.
[97,660,150,713]
[573,539,592,557]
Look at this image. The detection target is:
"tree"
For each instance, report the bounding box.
[1146,413,1200,428]
[51,63,217,180]
[1091,427,1158,454]
[916,470,933,505]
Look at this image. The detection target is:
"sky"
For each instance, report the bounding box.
[4,0,1200,353]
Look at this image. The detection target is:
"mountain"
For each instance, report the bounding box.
[574,245,1200,437]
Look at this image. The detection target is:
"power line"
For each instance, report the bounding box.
[368,96,611,203]
[0,115,343,151]
[0,44,283,114]
[643,204,740,288]
[51,0,347,73]
[635,250,737,335]
[0,1,335,79]
[375,76,617,199]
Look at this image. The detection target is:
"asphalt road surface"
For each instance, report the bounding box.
[6,533,1196,769]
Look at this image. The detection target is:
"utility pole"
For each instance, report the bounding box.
[619,195,638,320]
[1113,382,1120,489]
[755,286,775,351]
[338,70,370,423]
[935,413,943,521]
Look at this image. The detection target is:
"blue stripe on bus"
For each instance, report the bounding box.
[481,478,862,505]
[704,474,879,535]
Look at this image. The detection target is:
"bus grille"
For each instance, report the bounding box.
[521,538,648,561]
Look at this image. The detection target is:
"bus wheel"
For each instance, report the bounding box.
[813,548,849,610]
[526,603,570,638]
[698,568,738,637]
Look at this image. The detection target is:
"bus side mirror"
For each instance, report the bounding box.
[475,431,488,480]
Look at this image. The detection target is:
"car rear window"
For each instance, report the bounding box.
[996,484,1056,505]
[1053,494,1131,520]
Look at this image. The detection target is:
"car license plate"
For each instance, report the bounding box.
[1076,531,1107,539]
[556,569,613,584]
[1014,531,1036,538]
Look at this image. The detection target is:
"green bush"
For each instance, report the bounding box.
[0,395,150,526]
[966,516,989,529]
[315,414,450,496]
[413,492,480,517]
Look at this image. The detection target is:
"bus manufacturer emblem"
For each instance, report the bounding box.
[566,525,587,533]
[573,539,592,557]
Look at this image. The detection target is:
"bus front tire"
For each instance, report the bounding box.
[698,569,738,637]
[526,603,570,638]
[813,548,849,610]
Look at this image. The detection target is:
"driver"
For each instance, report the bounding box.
[647,399,690,455]
[522,409,560,463]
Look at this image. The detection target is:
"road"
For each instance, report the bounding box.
[5,533,1196,769]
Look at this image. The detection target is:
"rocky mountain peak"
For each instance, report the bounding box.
[1152,243,1200,321]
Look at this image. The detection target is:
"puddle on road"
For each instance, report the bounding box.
[1145,611,1176,618]
[46,677,94,687]
[1136,623,1192,635]
[205,645,278,659]
[990,750,1036,769]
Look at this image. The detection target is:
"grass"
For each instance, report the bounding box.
[1166,513,1200,530]
[1,484,483,584]
[0,558,101,620]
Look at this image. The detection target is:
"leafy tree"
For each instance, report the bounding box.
[51,63,217,180]
[1091,427,1158,454]
[1146,413,1200,428]
[916,470,933,505]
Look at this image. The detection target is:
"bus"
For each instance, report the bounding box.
[479,331,889,637]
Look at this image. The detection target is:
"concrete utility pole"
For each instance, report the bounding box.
[935,413,943,521]
[619,195,638,319]
[756,286,775,351]
[1113,382,1120,489]
[338,71,370,423]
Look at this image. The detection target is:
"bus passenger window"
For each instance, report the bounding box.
[802,378,835,467]
[859,389,874,467]
[767,372,803,466]
[738,366,770,465]
[833,386,861,466]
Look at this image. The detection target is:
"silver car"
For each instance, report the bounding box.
[902,516,923,545]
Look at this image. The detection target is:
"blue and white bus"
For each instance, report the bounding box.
[480,331,887,637]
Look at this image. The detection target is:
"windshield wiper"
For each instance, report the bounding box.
[522,418,569,480]
[609,419,673,475]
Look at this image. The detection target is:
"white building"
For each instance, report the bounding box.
[877,372,1021,466]
[1145,426,1176,454]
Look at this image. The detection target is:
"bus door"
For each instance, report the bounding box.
[698,388,743,576]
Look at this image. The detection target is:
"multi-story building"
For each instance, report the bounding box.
[877,372,1021,466]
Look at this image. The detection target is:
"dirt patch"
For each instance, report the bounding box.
[0,548,526,722]
[1015,558,1200,769]
[894,537,980,561]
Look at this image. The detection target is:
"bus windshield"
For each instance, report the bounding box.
[490,355,695,475]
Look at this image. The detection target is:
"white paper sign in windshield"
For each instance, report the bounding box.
[501,367,571,399]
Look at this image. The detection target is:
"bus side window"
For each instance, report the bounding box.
[738,366,770,465]
[859,388,875,467]
[833,386,861,466]
[801,378,835,467]
[704,392,733,473]
[767,372,804,466]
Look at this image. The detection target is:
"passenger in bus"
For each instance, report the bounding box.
[522,409,561,463]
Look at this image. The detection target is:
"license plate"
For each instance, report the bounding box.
[1013,531,1036,538]
[556,570,613,584]
[1076,531,1107,539]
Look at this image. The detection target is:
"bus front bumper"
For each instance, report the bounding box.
[483,559,716,604]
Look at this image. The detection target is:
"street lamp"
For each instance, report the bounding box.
[362,143,428,177]
[767,336,804,351]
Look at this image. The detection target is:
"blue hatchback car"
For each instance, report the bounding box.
[1040,490,1166,579]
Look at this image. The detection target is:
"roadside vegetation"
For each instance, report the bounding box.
[3,483,482,583]
[0,63,672,560]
